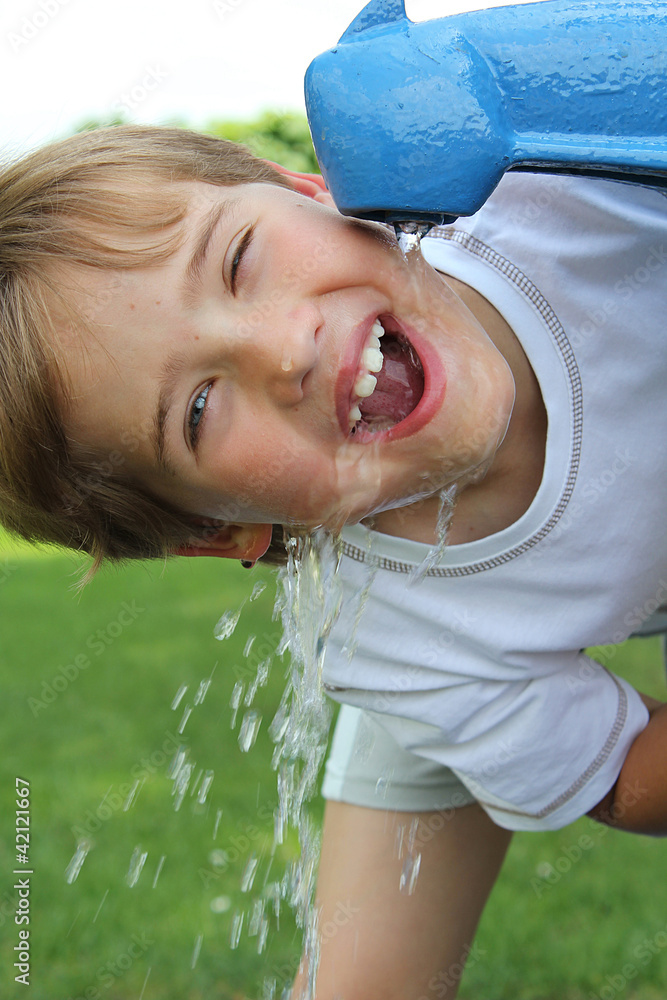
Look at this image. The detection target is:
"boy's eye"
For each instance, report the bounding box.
[231,224,255,293]
[188,383,212,448]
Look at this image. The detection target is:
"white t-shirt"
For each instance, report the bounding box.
[322,173,667,832]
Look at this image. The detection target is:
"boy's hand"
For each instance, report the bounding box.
[587,693,667,836]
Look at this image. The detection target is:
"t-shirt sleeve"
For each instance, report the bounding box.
[323,648,650,832]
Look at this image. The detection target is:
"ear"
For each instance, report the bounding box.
[266,161,336,207]
[176,522,273,565]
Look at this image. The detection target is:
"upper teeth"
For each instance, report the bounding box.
[348,319,386,429]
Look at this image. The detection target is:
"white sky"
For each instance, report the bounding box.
[0,0,541,159]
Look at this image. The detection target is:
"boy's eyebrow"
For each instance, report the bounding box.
[182,199,236,304]
[152,352,188,476]
[154,196,239,472]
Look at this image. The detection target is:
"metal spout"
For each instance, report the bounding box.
[392,220,436,244]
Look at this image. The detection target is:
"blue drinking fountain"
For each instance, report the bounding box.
[304,0,667,235]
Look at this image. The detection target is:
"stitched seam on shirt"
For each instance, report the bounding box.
[474,672,628,819]
[342,227,583,578]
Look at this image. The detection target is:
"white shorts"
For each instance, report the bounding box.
[322,704,476,813]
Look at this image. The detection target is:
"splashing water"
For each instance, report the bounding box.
[65,839,92,884]
[214,604,245,641]
[191,932,203,969]
[266,529,343,996]
[126,845,148,887]
[228,529,342,997]
[394,220,433,260]
[171,683,188,710]
[408,483,459,585]
[397,817,422,896]
[152,855,166,888]
[238,710,262,752]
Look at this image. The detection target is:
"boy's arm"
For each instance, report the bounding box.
[587,693,667,836]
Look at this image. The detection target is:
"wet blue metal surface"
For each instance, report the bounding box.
[305,0,667,224]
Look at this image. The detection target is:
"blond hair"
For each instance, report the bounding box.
[0,125,291,573]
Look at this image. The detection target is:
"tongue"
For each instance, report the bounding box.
[360,334,424,425]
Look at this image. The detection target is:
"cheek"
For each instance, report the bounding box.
[219,438,340,525]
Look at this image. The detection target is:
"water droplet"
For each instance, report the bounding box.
[239,710,262,752]
[210,895,232,913]
[249,897,265,935]
[138,968,152,1000]
[230,910,245,949]
[190,768,203,798]
[230,681,244,728]
[241,853,259,893]
[257,916,270,954]
[152,855,166,888]
[65,840,92,884]
[209,849,228,869]
[191,932,203,969]
[374,768,393,799]
[170,749,194,811]
[243,634,256,658]
[213,808,223,840]
[408,484,458,585]
[194,671,214,705]
[92,888,109,923]
[170,683,188,710]
[126,845,148,887]
[177,703,192,735]
[399,851,422,895]
[197,769,214,805]
[122,778,144,812]
[214,605,243,641]
[167,745,188,780]
[261,976,277,999]
[250,580,268,601]
[256,658,271,687]
[244,659,271,708]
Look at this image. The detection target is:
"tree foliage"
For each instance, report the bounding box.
[206,111,319,173]
[74,110,320,173]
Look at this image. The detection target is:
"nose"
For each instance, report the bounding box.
[233,300,322,404]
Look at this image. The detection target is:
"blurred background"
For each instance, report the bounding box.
[1,1,666,998]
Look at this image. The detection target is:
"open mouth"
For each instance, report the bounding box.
[345,316,426,441]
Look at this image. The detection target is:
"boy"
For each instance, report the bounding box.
[1,124,665,998]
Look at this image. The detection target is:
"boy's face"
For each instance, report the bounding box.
[59,178,515,537]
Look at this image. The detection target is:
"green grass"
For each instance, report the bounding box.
[0,534,666,999]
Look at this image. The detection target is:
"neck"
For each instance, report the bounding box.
[368,276,547,546]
